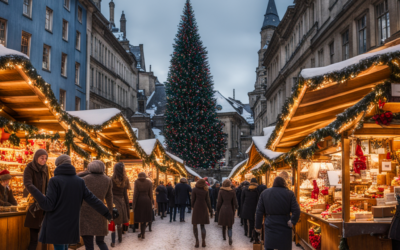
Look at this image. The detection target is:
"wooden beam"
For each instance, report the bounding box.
[274,147,292,153]
[276,140,303,148]
[292,100,359,122]
[362,123,400,129]
[281,120,334,141]
[354,128,400,136]
[0,95,40,103]
[341,135,350,223]
[287,109,347,129]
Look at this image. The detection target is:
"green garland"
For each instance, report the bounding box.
[64,130,90,160]
[267,50,400,149]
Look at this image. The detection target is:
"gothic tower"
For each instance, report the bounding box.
[120,11,126,39]
[109,0,115,28]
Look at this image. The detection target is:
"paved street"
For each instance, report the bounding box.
[94,213,302,250]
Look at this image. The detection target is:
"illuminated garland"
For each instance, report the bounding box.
[65,130,90,160]
[266,51,400,150]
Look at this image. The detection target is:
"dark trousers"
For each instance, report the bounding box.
[169,205,177,221]
[393,240,400,250]
[244,219,255,237]
[158,202,167,216]
[81,235,108,250]
[28,228,40,250]
[179,205,186,220]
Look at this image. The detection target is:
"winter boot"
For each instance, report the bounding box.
[193,225,199,248]
[228,228,233,246]
[201,225,206,248]
[148,221,152,232]
[117,226,122,243]
[222,226,226,240]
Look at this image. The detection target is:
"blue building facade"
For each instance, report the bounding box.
[0,0,88,111]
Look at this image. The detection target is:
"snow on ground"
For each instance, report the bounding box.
[94,212,301,250]
[68,108,121,125]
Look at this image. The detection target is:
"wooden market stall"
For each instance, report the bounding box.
[262,38,400,250]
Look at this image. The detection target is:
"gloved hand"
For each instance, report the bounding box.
[255,228,262,233]
[287,220,293,228]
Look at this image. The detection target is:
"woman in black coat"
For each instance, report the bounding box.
[255,177,300,250]
[241,178,259,241]
[156,181,168,219]
[25,155,111,250]
[167,183,177,222]
[174,178,192,222]
[389,194,400,249]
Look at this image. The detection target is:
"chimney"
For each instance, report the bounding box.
[150,65,152,72]
[120,11,126,39]
[233,89,235,100]
[109,0,115,27]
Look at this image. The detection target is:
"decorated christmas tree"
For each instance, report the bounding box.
[164,0,226,169]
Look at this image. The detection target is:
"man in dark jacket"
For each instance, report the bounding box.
[26,155,112,250]
[241,178,259,241]
[174,178,192,222]
[156,181,168,219]
[211,182,220,210]
[167,183,177,222]
[255,177,300,250]
[257,183,267,196]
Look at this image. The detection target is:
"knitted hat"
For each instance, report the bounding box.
[251,178,258,184]
[180,177,188,183]
[88,160,105,174]
[55,154,71,166]
[0,170,11,181]
[138,172,147,178]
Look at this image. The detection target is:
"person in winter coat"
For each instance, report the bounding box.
[217,179,238,246]
[132,172,153,239]
[25,155,112,250]
[111,162,130,246]
[241,178,259,242]
[77,161,113,250]
[236,183,243,220]
[239,181,249,226]
[257,183,267,196]
[174,178,192,222]
[0,170,17,206]
[167,183,177,222]
[156,181,168,219]
[191,179,213,248]
[211,182,220,210]
[389,194,400,249]
[23,149,50,250]
[255,176,300,250]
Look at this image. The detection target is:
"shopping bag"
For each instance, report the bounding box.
[108,221,115,232]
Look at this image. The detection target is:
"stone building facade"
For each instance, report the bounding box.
[251,0,400,130]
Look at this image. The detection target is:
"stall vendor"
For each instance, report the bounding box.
[0,170,17,206]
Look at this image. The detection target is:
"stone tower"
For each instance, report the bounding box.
[120,11,126,39]
[94,0,102,12]
[109,0,115,28]
[248,0,280,108]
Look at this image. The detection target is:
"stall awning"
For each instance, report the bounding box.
[228,159,248,179]
[267,38,400,152]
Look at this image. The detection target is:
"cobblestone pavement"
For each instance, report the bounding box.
[94,212,302,250]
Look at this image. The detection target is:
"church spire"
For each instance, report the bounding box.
[262,0,280,30]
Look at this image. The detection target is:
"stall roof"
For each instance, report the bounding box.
[268,38,400,151]
[252,126,283,160]
[250,160,264,171]
[185,165,202,179]
[68,109,121,125]
[138,139,157,156]
[228,159,248,179]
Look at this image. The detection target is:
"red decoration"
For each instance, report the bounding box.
[321,187,329,196]
[311,180,319,200]
[353,145,366,174]
[378,99,386,109]
[373,111,393,126]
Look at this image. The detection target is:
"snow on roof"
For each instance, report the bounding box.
[0,44,29,59]
[228,159,248,178]
[252,126,283,160]
[214,91,254,124]
[251,160,265,171]
[138,139,157,155]
[146,108,156,118]
[186,166,202,178]
[214,91,237,113]
[245,143,253,154]
[132,127,139,137]
[67,108,121,125]
[301,43,400,79]
[113,32,125,42]
[166,152,184,164]
[147,91,155,105]
[152,128,165,145]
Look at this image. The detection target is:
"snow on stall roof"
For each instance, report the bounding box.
[132,127,139,138]
[138,139,157,156]
[228,159,248,178]
[67,108,121,125]
[301,43,400,79]
[251,160,265,171]
[166,152,184,164]
[0,44,29,59]
[186,166,202,178]
[245,143,253,154]
[152,128,165,145]
[253,126,283,160]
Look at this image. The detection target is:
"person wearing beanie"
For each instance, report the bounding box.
[78,161,113,250]
[132,172,153,240]
[241,178,259,242]
[255,177,300,250]
[0,169,17,206]
[26,154,112,250]
[217,179,237,246]
[174,177,192,222]
[23,148,49,250]
[191,179,213,248]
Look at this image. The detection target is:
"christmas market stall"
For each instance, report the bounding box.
[264,38,400,250]
[227,159,248,185]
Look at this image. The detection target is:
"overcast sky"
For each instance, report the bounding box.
[101,0,293,103]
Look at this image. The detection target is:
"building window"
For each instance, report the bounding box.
[75,97,81,111]
[0,19,6,46]
[310,4,315,24]
[78,7,83,23]
[45,7,53,32]
[64,0,70,10]
[42,44,51,70]
[318,49,324,67]
[75,63,80,85]
[342,30,349,60]
[311,58,315,68]
[60,89,66,110]
[377,0,390,45]
[61,53,67,77]
[358,15,367,54]
[23,0,32,18]
[329,42,334,64]
[90,68,94,87]
[62,20,68,41]
[75,31,81,50]
[21,31,31,56]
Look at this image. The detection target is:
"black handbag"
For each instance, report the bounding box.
[113,207,119,219]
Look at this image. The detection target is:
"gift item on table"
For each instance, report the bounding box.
[372,206,396,218]
[311,180,320,200]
